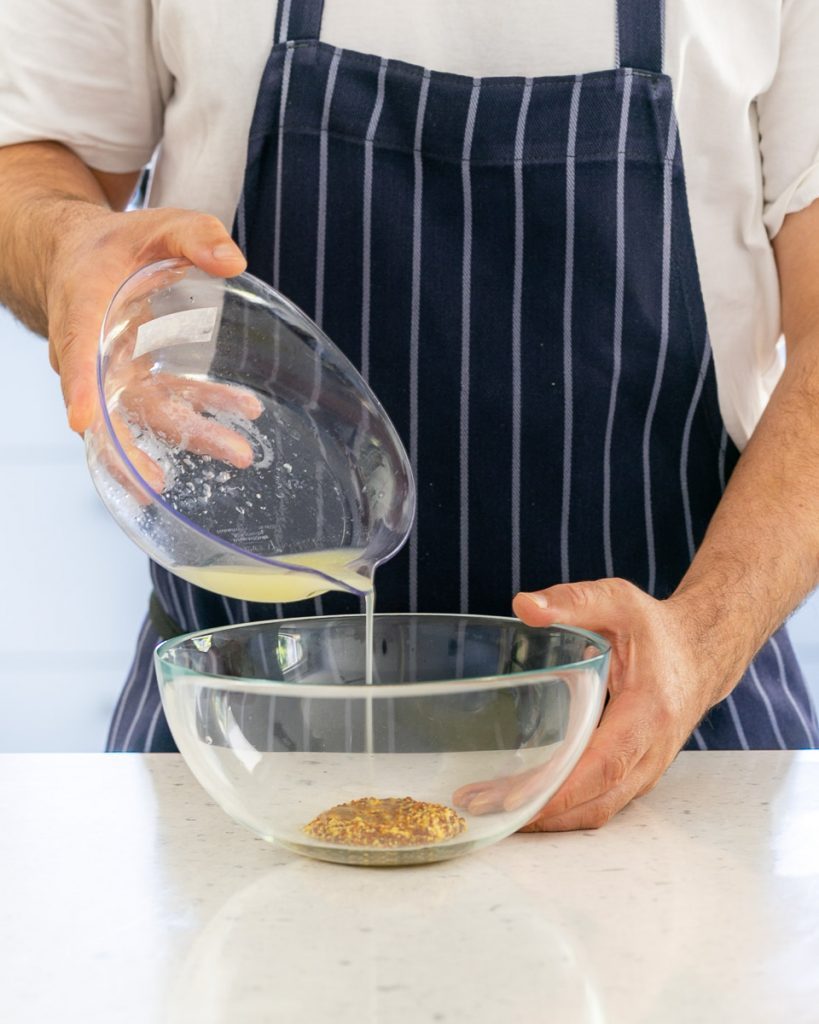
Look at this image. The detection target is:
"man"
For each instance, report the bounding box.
[1,0,817,830]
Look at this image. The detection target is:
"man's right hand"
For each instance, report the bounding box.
[45,202,247,435]
[1,144,250,451]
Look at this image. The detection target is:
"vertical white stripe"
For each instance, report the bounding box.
[353,58,388,623]
[560,76,583,584]
[409,615,419,686]
[386,696,396,753]
[302,696,312,751]
[266,696,277,752]
[307,417,332,615]
[120,647,158,752]
[408,69,431,614]
[718,426,728,493]
[603,68,633,578]
[691,727,707,751]
[361,58,388,382]
[308,49,344,602]
[454,615,468,684]
[680,339,713,558]
[277,0,293,43]
[748,660,787,749]
[726,693,750,751]
[108,616,153,748]
[642,106,677,596]
[164,572,188,637]
[182,580,201,632]
[237,204,252,374]
[770,634,815,746]
[236,188,247,253]
[273,43,295,292]
[511,78,533,598]
[459,79,481,613]
[614,0,622,68]
[263,606,278,752]
[143,699,165,753]
[220,595,235,626]
[315,48,342,329]
[344,695,353,752]
[267,31,293,396]
[267,317,283,393]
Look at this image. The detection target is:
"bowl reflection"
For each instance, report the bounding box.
[166,859,604,1023]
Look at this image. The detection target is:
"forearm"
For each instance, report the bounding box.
[670,337,819,706]
[0,141,110,335]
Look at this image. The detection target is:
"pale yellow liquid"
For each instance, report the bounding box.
[175,549,371,605]
[176,550,377,748]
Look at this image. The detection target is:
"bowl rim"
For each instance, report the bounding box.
[154,612,611,699]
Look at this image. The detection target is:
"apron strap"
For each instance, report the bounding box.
[274,0,325,45]
[616,0,664,73]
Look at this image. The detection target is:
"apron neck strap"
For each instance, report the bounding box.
[274,0,325,45]
[616,0,664,73]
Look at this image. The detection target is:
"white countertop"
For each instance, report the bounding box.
[1,752,817,1024]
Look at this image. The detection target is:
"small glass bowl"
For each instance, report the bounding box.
[155,614,609,866]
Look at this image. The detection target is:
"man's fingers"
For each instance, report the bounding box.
[126,394,255,468]
[519,773,642,832]
[529,691,650,820]
[52,308,106,434]
[451,779,496,810]
[150,212,246,277]
[499,762,561,812]
[50,277,124,433]
[512,577,638,635]
[49,207,249,435]
[165,377,264,420]
[453,763,561,816]
[104,413,165,498]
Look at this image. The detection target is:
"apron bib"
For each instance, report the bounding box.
[108,0,818,753]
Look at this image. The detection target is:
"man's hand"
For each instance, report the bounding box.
[46,203,247,435]
[506,198,819,832]
[508,581,714,831]
[0,141,248,438]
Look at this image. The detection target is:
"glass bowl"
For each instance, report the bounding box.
[84,259,414,602]
[155,614,609,866]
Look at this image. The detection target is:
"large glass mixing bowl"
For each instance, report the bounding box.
[85,259,415,602]
[155,615,609,866]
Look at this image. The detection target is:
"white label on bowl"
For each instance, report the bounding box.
[134,306,218,359]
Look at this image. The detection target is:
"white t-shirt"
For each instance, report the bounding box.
[2,0,819,449]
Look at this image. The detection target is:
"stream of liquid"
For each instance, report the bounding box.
[176,550,377,749]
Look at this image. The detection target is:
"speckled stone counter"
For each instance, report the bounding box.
[1,752,817,1023]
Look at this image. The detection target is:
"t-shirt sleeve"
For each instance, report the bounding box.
[758,0,819,239]
[0,0,166,173]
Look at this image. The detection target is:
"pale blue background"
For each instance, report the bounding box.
[1,305,817,751]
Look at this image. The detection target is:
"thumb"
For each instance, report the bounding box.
[512,579,635,634]
[150,212,246,277]
[56,212,247,434]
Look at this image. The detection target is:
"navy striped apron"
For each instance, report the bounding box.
[107,0,818,753]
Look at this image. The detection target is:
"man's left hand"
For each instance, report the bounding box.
[509,580,719,831]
